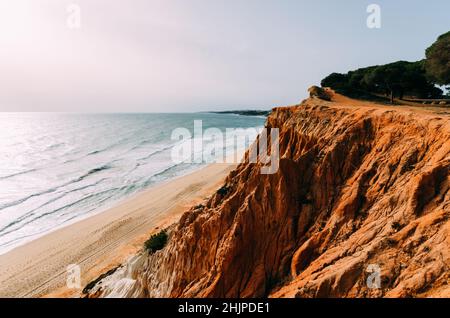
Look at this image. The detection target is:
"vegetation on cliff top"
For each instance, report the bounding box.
[321,31,450,103]
[425,31,450,86]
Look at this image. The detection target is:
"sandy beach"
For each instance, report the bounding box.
[0,162,236,298]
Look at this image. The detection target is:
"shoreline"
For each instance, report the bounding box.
[0,162,236,298]
[0,164,208,257]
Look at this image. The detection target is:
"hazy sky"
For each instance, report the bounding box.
[0,0,449,112]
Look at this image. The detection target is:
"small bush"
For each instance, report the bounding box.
[217,185,230,196]
[391,221,403,232]
[144,229,168,254]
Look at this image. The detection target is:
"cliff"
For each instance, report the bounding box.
[87,92,450,298]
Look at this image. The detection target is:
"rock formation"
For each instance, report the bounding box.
[308,86,331,101]
[87,92,449,298]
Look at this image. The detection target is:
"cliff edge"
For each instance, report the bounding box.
[87,92,450,298]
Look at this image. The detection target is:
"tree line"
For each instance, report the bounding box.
[321,31,450,103]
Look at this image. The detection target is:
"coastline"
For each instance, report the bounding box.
[0,162,236,298]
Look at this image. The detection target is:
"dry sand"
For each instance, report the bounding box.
[0,162,236,298]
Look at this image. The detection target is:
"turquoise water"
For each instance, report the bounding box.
[0,113,265,254]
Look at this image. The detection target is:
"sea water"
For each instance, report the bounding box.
[0,112,265,254]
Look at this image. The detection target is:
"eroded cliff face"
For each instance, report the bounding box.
[89,96,450,298]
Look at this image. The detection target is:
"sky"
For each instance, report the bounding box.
[0,0,449,112]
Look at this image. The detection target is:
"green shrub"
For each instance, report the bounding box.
[217,185,230,196]
[144,229,168,254]
[391,221,403,232]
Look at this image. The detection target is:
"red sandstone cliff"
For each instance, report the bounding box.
[89,93,449,298]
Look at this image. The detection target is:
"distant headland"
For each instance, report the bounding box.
[207,110,271,116]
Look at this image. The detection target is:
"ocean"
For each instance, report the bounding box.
[0,113,265,255]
